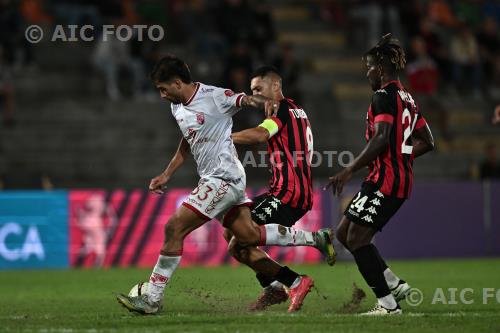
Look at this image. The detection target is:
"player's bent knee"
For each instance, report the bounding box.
[234,232,259,247]
[227,237,249,263]
[346,232,371,251]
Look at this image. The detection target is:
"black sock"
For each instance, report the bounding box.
[255,272,274,288]
[274,266,299,288]
[352,244,390,298]
[372,245,388,271]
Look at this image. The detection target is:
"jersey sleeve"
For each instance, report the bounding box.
[212,87,246,116]
[415,110,427,130]
[260,102,289,138]
[371,90,394,124]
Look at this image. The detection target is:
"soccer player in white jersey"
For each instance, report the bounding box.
[116,55,334,314]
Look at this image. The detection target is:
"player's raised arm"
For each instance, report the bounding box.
[326,121,392,195]
[411,123,435,158]
[149,137,190,194]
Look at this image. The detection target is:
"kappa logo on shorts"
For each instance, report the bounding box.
[264,207,273,216]
[257,213,267,222]
[366,206,377,215]
[361,215,374,223]
[370,198,381,206]
[270,197,280,209]
[375,191,384,198]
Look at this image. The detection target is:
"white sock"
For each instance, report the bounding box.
[269,280,284,290]
[148,255,181,303]
[262,224,315,246]
[383,268,400,290]
[378,294,398,310]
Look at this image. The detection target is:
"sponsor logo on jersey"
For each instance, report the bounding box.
[186,128,197,142]
[196,112,205,125]
[200,87,214,94]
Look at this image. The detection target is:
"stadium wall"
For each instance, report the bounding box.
[0,183,498,269]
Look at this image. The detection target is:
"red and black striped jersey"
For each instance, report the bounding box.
[365,80,427,198]
[267,98,313,210]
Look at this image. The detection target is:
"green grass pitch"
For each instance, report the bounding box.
[1,258,499,333]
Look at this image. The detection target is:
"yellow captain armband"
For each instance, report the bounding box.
[258,118,279,137]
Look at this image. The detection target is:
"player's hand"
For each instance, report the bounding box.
[149,173,169,195]
[493,105,500,125]
[324,168,353,196]
[265,100,279,118]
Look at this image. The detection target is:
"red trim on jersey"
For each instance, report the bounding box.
[182,202,211,221]
[183,83,200,106]
[222,202,253,227]
[270,116,283,129]
[259,225,267,245]
[270,133,285,196]
[236,93,245,107]
[279,126,295,204]
[374,114,394,124]
[415,116,427,130]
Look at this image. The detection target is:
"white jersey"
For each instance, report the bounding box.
[171,82,246,181]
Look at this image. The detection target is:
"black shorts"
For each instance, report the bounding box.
[344,182,405,231]
[251,193,307,227]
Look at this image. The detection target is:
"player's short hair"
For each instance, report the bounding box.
[364,33,406,75]
[150,55,192,84]
[250,66,282,81]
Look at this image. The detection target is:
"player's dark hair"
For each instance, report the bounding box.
[250,66,281,80]
[364,33,406,75]
[150,55,192,84]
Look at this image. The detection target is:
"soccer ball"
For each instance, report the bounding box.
[128,282,149,297]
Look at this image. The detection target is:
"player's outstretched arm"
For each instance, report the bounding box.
[232,127,270,145]
[241,96,279,117]
[326,122,391,195]
[411,123,434,158]
[149,137,190,194]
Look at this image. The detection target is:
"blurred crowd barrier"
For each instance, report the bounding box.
[0,182,499,270]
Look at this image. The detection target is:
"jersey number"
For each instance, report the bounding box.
[401,108,418,155]
[306,126,314,164]
[351,193,368,213]
[191,185,213,201]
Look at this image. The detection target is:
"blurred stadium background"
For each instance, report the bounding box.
[0,0,499,271]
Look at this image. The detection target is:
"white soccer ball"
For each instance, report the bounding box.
[128,282,149,297]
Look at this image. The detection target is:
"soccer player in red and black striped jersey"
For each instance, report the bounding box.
[327,34,434,315]
[228,66,335,312]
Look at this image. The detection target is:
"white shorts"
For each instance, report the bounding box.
[182,177,252,225]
